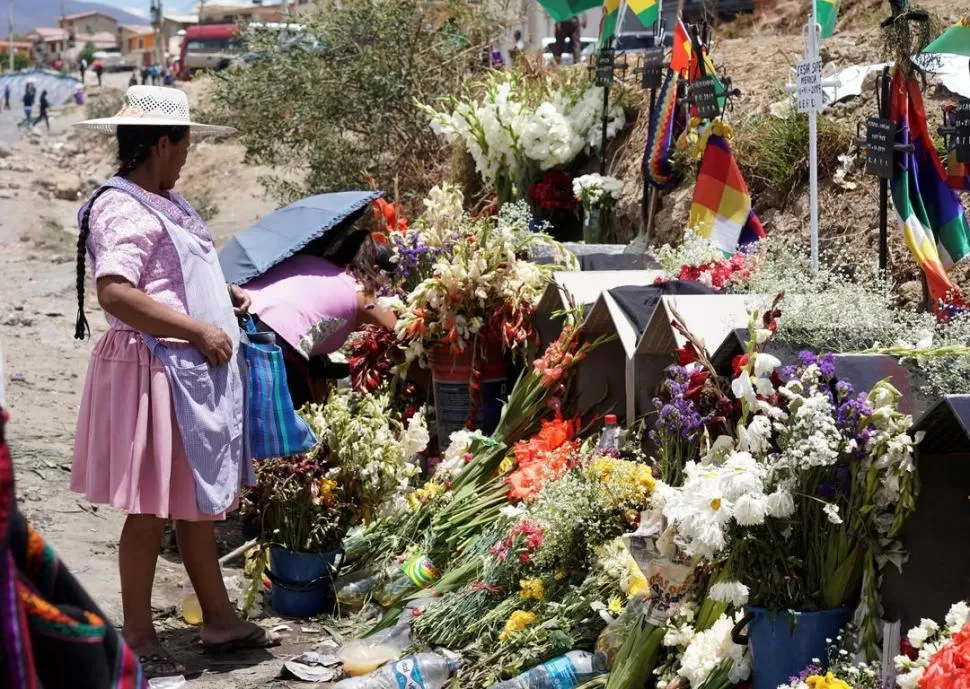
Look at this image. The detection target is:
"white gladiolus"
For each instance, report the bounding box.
[708,581,750,607]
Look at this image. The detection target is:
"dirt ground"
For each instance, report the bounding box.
[0,71,319,688]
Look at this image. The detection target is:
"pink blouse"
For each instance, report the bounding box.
[86,187,213,331]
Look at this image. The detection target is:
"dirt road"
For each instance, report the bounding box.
[0,74,319,687]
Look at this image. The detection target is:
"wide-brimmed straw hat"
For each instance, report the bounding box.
[75,85,234,136]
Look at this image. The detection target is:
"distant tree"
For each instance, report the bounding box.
[208,0,502,206]
[79,41,96,64]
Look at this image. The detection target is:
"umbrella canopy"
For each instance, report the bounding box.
[923,17,970,56]
[539,0,602,23]
[219,190,382,285]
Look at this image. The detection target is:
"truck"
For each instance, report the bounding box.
[178,23,240,78]
[92,48,138,72]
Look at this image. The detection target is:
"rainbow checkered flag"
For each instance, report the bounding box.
[817,0,839,38]
[628,0,659,29]
[890,70,970,308]
[688,122,766,253]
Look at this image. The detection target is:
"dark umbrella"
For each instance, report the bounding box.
[219,190,382,285]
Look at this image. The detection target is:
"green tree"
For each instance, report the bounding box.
[79,41,97,64]
[208,0,501,206]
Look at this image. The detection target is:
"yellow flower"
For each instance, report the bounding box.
[519,578,544,600]
[607,597,624,616]
[554,570,566,582]
[625,562,648,598]
[806,674,851,689]
[498,456,514,474]
[499,610,537,641]
[319,478,337,501]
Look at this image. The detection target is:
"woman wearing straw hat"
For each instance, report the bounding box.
[71,85,279,678]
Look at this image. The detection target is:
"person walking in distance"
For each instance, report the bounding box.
[95,61,104,87]
[21,82,35,129]
[553,17,581,64]
[34,90,51,132]
[4,82,10,110]
[509,29,525,63]
[79,57,88,84]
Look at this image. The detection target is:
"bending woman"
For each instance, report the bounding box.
[70,87,278,679]
[243,229,397,407]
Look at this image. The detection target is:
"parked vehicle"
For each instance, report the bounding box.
[178,23,240,77]
[92,48,137,72]
[541,36,597,65]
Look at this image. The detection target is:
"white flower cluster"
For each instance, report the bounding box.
[660,451,794,557]
[895,601,970,689]
[572,173,623,210]
[676,613,751,689]
[423,74,625,191]
[654,230,728,274]
[433,428,482,479]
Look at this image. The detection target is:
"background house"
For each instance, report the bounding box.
[199,2,296,23]
[119,24,155,63]
[58,10,119,46]
[26,28,69,63]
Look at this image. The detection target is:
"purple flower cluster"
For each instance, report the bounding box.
[797,350,836,378]
[836,391,875,459]
[649,365,707,443]
[390,232,451,287]
[788,663,822,684]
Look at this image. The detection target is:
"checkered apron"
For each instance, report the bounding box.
[91,178,253,514]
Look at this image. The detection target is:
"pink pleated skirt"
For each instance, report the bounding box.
[71,329,239,521]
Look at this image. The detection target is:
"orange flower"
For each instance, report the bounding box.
[921,624,970,689]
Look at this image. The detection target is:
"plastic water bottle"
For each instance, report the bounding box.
[489,651,607,689]
[333,653,458,689]
[596,415,621,454]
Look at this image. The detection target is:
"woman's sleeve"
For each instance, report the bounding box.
[87,191,164,286]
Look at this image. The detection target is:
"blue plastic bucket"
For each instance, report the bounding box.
[738,606,852,689]
[268,545,343,618]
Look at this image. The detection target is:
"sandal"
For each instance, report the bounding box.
[137,652,186,679]
[200,626,281,654]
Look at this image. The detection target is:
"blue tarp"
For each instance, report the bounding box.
[1,69,82,106]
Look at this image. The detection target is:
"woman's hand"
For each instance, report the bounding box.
[191,323,233,366]
[229,284,251,317]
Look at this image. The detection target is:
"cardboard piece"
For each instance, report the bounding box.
[582,293,755,423]
[534,270,663,347]
[882,395,970,631]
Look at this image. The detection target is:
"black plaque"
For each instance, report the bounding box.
[595,48,616,87]
[864,117,895,179]
[956,99,970,165]
[692,76,719,119]
[639,47,665,89]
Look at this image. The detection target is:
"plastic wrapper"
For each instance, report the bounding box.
[594,594,647,669]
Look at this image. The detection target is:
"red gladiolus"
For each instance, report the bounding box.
[920,623,970,689]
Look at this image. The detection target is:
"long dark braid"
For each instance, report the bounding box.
[74,124,189,340]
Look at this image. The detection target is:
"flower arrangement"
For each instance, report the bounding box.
[779,629,887,689]
[653,303,918,656]
[506,415,581,501]
[657,611,750,689]
[529,169,579,213]
[421,70,625,202]
[388,192,567,369]
[654,231,762,290]
[894,601,970,689]
[572,174,623,211]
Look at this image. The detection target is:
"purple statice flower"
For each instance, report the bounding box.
[818,352,836,379]
[780,363,799,382]
[651,365,707,441]
[797,350,818,367]
[836,391,874,459]
[390,232,449,285]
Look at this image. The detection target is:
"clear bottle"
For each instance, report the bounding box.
[180,576,203,626]
[489,651,607,689]
[596,414,621,454]
[333,653,458,689]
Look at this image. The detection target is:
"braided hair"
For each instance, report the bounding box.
[74,124,189,340]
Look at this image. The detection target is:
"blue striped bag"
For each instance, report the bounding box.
[240,317,317,459]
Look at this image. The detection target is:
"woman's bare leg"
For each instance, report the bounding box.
[120,514,184,674]
[176,520,276,646]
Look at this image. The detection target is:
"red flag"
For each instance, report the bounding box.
[671,19,691,76]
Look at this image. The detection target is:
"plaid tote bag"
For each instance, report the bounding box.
[240,317,317,459]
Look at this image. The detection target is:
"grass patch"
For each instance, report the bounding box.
[184,192,220,222]
[733,110,853,209]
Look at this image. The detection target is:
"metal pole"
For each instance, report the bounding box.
[878,66,890,273]
[643,85,657,237]
[600,81,610,175]
[808,1,820,275]
[7,0,14,72]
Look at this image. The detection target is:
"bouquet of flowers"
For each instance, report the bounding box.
[572,174,623,212]
[655,304,919,656]
[653,231,762,290]
[895,601,970,689]
[529,169,579,214]
[388,196,570,372]
[421,70,625,202]
[780,629,887,689]
[656,610,751,689]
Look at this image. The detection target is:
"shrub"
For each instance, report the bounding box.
[733,110,852,209]
[207,0,501,208]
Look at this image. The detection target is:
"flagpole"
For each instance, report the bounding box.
[7,0,14,72]
[808,0,820,275]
